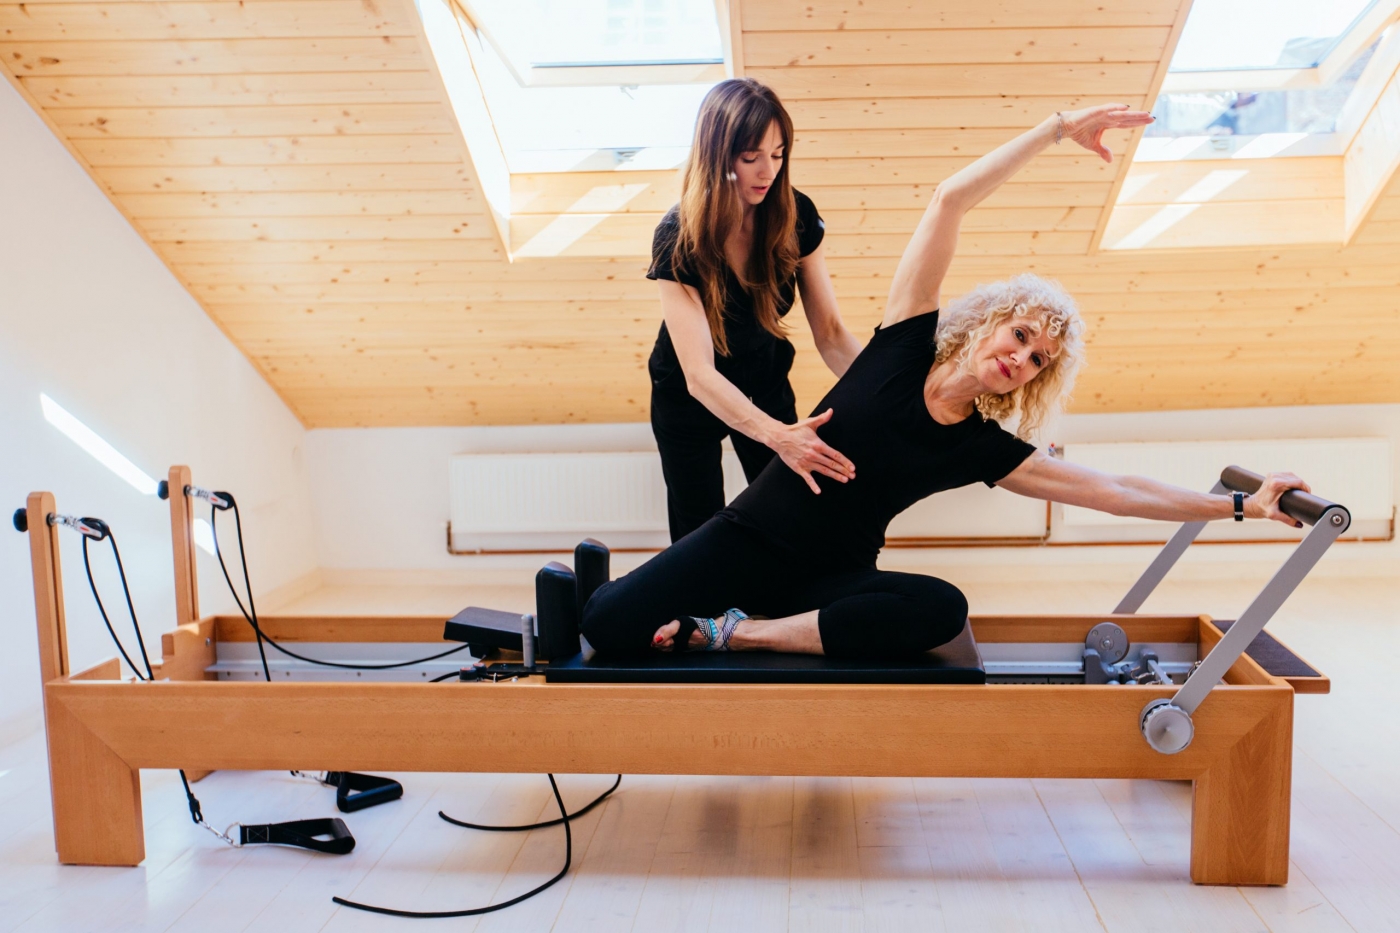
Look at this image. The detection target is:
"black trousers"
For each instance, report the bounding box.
[650,380,798,543]
[581,517,968,660]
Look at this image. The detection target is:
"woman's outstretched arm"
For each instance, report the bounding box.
[882,104,1153,327]
[996,451,1310,527]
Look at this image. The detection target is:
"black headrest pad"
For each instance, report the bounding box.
[545,619,984,684]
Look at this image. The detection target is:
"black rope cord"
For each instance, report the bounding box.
[439,774,621,832]
[334,774,575,919]
[81,529,154,682]
[209,496,471,672]
[69,497,618,912]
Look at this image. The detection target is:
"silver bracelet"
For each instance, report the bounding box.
[1054,112,1064,145]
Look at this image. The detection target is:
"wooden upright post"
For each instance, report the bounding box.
[27,492,69,689]
[167,465,199,626]
[25,491,145,865]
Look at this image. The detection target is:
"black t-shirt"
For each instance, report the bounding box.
[646,189,825,396]
[721,311,1037,569]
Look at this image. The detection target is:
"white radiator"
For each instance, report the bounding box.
[448,450,1047,552]
[447,438,1393,553]
[1056,438,1394,543]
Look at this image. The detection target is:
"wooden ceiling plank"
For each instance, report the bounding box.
[741,1,1181,31]
[792,155,1118,186]
[749,62,1159,98]
[99,162,475,192]
[744,27,1171,67]
[794,127,1141,159]
[74,134,465,167]
[19,70,443,107]
[119,189,479,217]
[0,1,420,41]
[155,238,508,263]
[0,37,426,76]
[143,214,495,241]
[181,259,642,285]
[50,103,455,137]
[783,96,1148,130]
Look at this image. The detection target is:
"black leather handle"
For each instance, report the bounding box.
[1220,465,1349,528]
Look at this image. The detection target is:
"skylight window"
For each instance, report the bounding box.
[451,0,724,173]
[1147,40,1379,140]
[1170,0,1376,71]
[471,34,715,172]
[469,0,723,70]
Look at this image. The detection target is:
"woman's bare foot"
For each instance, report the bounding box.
[651,619,706,651]
[650,610,824,654]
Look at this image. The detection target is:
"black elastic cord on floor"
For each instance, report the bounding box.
[333,773,575,919]
[439,774,621,832]
[209,496,471,672]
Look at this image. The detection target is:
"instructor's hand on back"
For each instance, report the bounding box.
[766,408,855,494]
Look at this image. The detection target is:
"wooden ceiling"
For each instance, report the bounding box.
[3,0,1398,427]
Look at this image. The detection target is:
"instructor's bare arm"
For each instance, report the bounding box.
[659,278,856,494]
[882,105,1153,328]
[796,244,862,378]
[995,450,1310,526]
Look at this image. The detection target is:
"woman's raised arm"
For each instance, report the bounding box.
[882,104,1153,327]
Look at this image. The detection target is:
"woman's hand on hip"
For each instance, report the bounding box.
[1059,104,1155,162]
[769,409,855,494]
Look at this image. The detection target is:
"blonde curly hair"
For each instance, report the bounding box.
[934,273,1085,440]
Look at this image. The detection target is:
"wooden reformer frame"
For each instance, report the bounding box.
[24,465,1330,885]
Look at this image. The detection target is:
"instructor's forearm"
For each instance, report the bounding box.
[684,367,785,447]
[935,116,1058,213]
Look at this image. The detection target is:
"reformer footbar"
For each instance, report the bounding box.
[23,509,357,855]
[1113,465,1350,754]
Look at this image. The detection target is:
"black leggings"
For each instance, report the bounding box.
[650,381,797,543]
[580,517,968,660]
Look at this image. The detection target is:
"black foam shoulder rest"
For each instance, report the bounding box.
[547,620,984,684]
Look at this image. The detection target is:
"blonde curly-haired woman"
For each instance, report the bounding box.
[583,104,1311,659]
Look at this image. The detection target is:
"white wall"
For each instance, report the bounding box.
[0,79,318,741]
[305,403,1400,579]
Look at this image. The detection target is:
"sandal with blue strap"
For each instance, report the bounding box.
[670,609,748,652]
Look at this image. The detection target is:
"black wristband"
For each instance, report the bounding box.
[1232,491,1245,522]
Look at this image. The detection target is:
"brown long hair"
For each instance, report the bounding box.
[671,78,799,356]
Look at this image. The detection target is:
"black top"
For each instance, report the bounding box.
[646,189,826,396]
[721,311,1037,569]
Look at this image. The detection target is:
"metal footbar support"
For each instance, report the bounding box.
[1113,466,1350,754]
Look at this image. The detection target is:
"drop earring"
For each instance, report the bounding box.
[726,171,737,181]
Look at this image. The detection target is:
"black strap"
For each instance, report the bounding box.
[240,818,356,854]
[328,771,404,813]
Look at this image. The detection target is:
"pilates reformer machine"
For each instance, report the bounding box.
[18,463,1340,887]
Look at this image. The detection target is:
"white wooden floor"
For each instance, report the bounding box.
[3,566,1399,932]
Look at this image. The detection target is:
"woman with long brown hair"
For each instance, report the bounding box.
[647,77,859,543]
